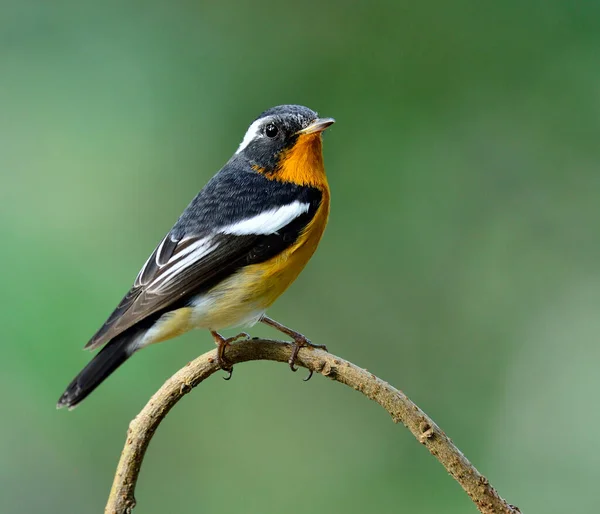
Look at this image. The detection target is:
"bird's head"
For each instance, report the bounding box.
[235,104,334,187]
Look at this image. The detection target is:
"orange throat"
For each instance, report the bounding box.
[276,133,329,190]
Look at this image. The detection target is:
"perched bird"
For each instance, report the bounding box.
[57,104,334,409]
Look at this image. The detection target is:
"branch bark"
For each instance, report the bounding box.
[105,339,521,514]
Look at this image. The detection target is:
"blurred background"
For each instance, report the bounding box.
[1,1,599,512]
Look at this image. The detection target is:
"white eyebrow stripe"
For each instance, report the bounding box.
[219,201,310,236]
[236,117,271,154]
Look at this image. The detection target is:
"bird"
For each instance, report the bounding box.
[57,104,335,409]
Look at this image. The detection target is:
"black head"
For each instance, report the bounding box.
[234,104,334,173]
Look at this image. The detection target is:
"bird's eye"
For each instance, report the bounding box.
[264,123,279,138]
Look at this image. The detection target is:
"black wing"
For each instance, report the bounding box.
[86,169,322,350]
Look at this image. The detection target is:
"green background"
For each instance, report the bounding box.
[2,1,599,512]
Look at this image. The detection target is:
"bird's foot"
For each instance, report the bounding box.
[210,331,250,380]
[259,316,328,381]
[289,336,328,381]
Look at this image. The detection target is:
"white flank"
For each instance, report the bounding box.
[189,292,265,330]
[220,201,310,236]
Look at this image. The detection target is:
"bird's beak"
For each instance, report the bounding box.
[297,117,335,135]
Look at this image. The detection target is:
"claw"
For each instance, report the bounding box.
[260,316,329,381]
[211,330,249,380]
[228,332,250,343]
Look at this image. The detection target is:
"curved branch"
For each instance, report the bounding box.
[105,340,521,514]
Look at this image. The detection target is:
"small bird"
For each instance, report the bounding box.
[57,104,334,409]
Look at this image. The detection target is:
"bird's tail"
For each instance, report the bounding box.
[57,330,142,410]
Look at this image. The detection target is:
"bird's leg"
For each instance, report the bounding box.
[210,331,250,380]
[260,315,328,381]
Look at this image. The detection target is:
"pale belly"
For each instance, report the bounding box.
[140,196,329,346]
[188,241,317,330]
[191,193,329,331]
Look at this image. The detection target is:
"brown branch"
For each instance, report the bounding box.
[105,340,521,514]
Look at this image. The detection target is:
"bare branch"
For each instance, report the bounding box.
[105,340,521,514]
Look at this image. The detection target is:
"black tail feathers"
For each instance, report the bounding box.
[57,332,139,409]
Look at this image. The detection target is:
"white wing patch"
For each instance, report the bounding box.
[134,234,172,287]
[149,237,217,291]
[219,201,310,236]
[134,200,310,292]
[135,235,219,290]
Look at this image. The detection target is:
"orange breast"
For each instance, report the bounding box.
[249,188,330,308]
[189,131,331,329]
[187,191,330,330]
[249,131,331,307]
